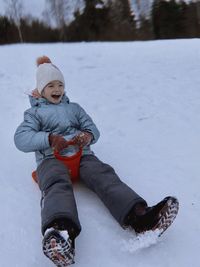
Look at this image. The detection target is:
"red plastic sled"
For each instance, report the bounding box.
[32,140,82,184]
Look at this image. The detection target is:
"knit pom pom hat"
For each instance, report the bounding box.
[36,56,65,94]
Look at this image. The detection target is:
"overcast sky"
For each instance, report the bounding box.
[0,0,45,18]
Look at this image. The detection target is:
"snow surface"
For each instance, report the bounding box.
[1,39,200,267]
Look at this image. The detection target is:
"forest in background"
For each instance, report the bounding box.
[1,0,200,44]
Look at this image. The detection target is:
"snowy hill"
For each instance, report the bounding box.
[1,39,200,267]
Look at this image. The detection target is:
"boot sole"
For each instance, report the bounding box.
[43,231,74,267]
[153,197,179,236]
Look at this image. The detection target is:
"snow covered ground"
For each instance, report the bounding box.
[0,39,200,267]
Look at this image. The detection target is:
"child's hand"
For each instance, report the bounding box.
[73,131,93,147]
[49,134,68,152]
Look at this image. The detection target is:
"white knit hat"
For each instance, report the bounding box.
[36,56,65,94]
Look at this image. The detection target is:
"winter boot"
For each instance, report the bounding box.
[127,196,179,235]
[43,227,75,267]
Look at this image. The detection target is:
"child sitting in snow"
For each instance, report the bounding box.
[14,56,179,267]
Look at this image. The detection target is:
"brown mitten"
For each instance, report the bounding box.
[73,132,93,147]
[49,134,68,152]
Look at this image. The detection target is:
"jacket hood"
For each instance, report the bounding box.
[29,93,70,107]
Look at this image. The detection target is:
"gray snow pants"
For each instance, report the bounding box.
[37,154,147,237]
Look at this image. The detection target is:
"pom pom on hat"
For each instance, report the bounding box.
[36,56,51,66]
[36,55,65,94]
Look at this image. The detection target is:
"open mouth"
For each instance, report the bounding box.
[51,93,62,100]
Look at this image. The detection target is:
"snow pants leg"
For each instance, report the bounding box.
[36,158,81,237]
[79,155,147,227]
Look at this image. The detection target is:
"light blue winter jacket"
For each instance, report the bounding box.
[14,94,100,166]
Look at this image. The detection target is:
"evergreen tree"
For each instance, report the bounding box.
[107,0,136,40]
[0,16,18,43]
[185,1,200,38]
[152,0,187,39]
[67,0,111,41]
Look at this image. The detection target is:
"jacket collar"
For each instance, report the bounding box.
[29,93,70,107]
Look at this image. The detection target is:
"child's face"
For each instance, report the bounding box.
[42,80,64,104]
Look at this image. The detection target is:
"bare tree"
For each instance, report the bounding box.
[45,0,85,40]
[46,0,65,28]
[4,0,24,42]
[45,0,68,40]
[132,0,153,23]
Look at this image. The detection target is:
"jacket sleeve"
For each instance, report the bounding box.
[74,103,100,144]
[14,109,50,152]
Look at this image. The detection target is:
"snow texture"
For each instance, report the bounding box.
[0,39,200,266]
[120,229,161,253]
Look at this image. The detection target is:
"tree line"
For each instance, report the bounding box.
[1,0,200,44]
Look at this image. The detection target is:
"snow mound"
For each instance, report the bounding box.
[120,229,161,253]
